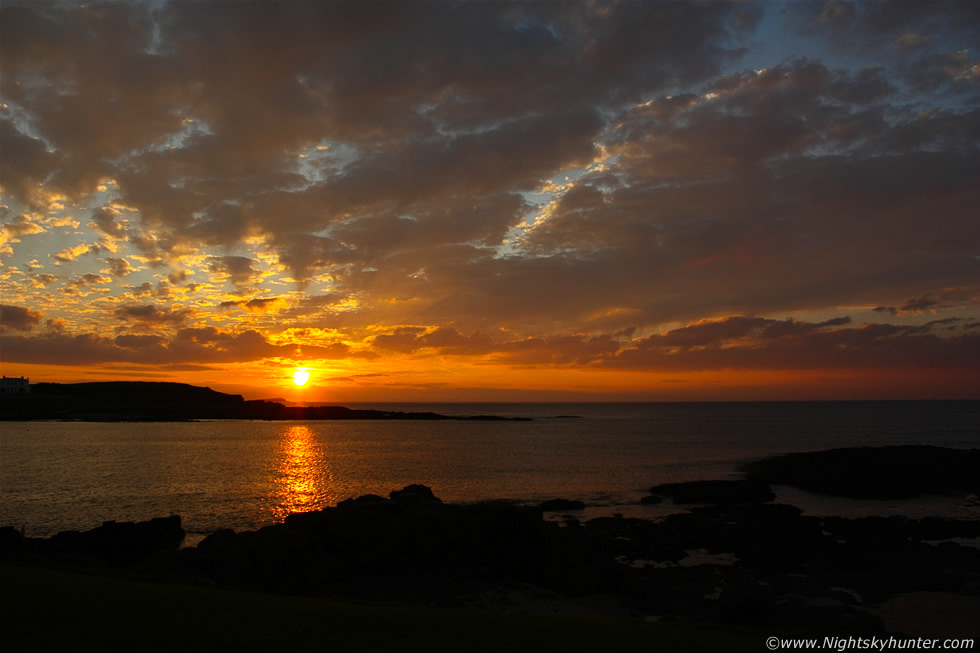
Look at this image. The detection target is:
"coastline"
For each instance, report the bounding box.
[3,446,979,641]
[0,381,532,422]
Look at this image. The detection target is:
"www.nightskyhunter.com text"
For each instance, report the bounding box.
[766,636,975,651]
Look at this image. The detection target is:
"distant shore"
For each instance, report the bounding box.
[0,381,529,422]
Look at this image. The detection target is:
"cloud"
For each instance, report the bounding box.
[0,120,62,207]
[0,213,45,244]
[206,256,257,286]
[608,316,980,372]
[219,296,286,314]
[891,33,928,51]
[872,290,973,317]
[89,205,127,239]
[65,273,111,289]
[53,242,101,263]
[30,273,59,287]
[0,1,978,397]
[0,304,42,331]
[103,257,135,277]
[0,325,348,366]
[114,303,193,325]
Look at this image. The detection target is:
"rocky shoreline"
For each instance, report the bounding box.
[2,446,978,637]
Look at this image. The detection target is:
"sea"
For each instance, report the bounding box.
[2,401,978,544]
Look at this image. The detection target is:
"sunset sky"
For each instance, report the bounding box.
[1,0,978,402]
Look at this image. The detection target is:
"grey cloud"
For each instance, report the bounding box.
[219,297,284,314]
[891,33,928,51]
[897,50,980,94]
[787,0,980,51]
[1,313,976,376]
[90,206,127,239]
[114,303,192,325]
[104,257,134,277]
[65,273,111,289]
[206,256,256,286]
[0,120,61,207]
[899,296,939,314]
[2,1,978,347]
[30,273,59,287]
[611,316,980,371]
[1,0,751,271]
[0,304,42,331]
[0,326,348,366]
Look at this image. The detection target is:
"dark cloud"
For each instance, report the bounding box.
[206,256,257,286]
[114,304,192,325]
[103,257,134,277]
[786,0,980,52]
[0,304,42,331]
[891,33,929,51]
[609,316,980,371]
[900,296,940,314]
[89,206,127,239]
[31,273,59,287]
[219,297,285,314]
[1,1,978,393]
[0,1,750,276]
[897,49,980,94]
[2,311,977,379]
[0,326,348,366]
[65,273,111,289]
[0,120,62,208]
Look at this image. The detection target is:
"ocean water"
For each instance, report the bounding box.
[1,401,978,541]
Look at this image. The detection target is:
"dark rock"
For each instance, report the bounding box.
[742,446,980,499]
[647,479,775,504]
[917,517,980,540]
[337,494,389,509]
[0,526,23,558]
[639,494,662,504]
[538,498,586,512]
[389,484,442,506]
[770,600,887,634]
[31,515,184,564]
[719,572,776,623]
[197,528,237,553]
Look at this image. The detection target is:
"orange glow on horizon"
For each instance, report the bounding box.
[4,359,978,403]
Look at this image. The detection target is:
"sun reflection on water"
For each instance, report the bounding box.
[270,425,334,522]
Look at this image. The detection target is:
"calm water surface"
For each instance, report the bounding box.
[2,402,978,539]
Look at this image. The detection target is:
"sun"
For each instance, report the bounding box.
[292,368,311,386]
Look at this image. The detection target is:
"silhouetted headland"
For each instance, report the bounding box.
[3,445,978,636]
[741,445,980,499]
[0,381,528,421]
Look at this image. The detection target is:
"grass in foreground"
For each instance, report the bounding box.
[0,563,763,652]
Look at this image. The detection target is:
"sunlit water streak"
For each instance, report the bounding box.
[1,402,978,540]
[269,425,335,522]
